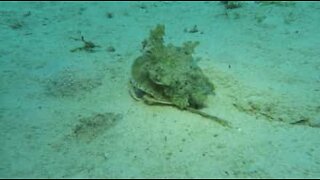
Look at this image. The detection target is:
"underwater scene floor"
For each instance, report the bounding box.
[0,1,319,178]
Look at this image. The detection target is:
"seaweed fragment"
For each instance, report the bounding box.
[70,36,101,53]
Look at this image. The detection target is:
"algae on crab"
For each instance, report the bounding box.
[131,24,214,109]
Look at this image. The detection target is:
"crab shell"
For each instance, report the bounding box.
[129,79,173,106]
[130,54,172,103]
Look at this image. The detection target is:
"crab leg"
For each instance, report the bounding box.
[186,107,232,128]
[128,81,231,128]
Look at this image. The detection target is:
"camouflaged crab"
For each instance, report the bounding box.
[129,25,231,127]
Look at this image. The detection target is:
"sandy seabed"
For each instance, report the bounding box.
[0,1,319,178]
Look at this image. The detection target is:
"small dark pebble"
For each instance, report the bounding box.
[106,12,113,19]
[23,11,31,17]
[106,46,116,52]
[188,25,199,33]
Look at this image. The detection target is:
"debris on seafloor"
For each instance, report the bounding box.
[70,36,101,53]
